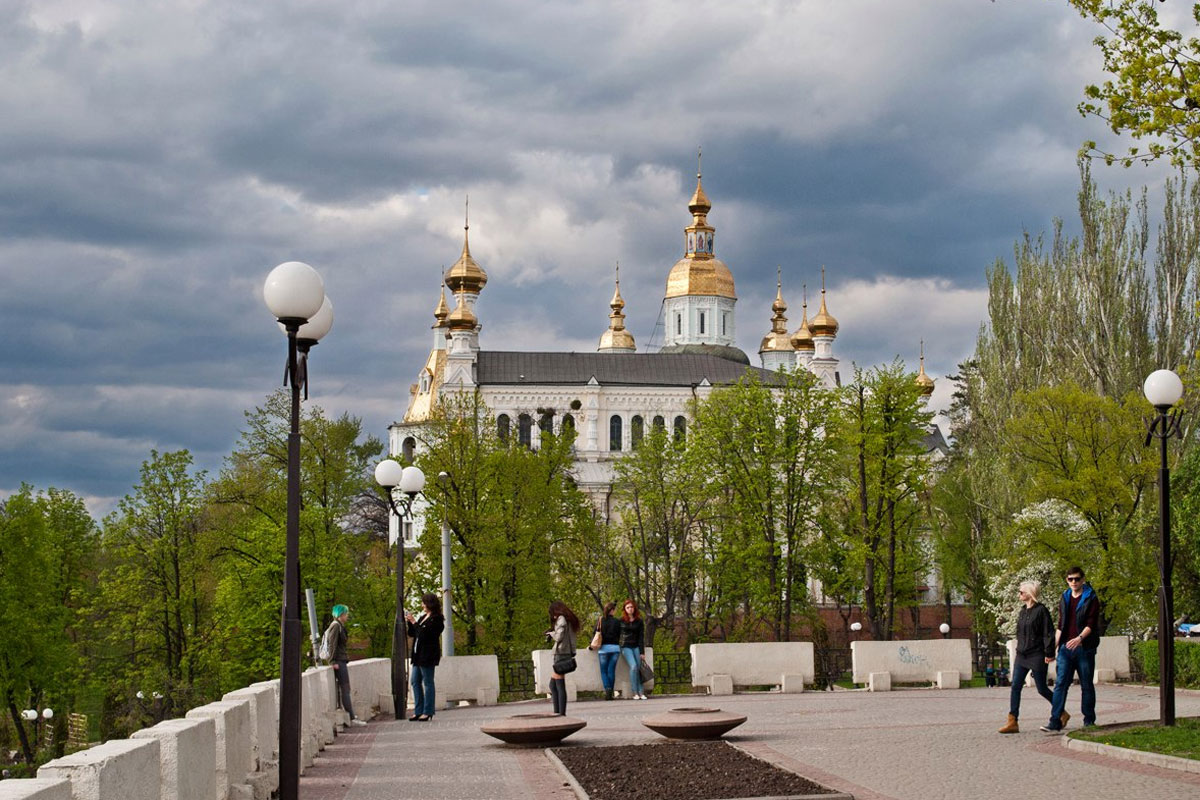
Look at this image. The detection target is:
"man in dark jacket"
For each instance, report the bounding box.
[1041,566,1101,733]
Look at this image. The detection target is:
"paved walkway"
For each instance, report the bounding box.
[301,685,1200,800]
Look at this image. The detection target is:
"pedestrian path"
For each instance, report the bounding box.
[301,685,1200,800]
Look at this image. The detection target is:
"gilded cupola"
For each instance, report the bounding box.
[809,267,839,337]
[915,340,935,397]
[664,149,735,300]
[759,268,792,352]
[598,262,637,353]
[443,198,488,296]
[445,290,478,330]
[790,285,816,352]
[432,279,450,327]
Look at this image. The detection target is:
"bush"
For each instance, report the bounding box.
[1136,639,1200,688]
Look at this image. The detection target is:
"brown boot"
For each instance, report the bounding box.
[998,714,1019,734]
[1060,711,1070,728]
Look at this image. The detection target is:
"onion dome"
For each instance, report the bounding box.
[598,263,636,352]
[915,340,935,397]
[664,155,736,300]
[790,285,816,352]
[444,198,488,295]
[432,279,450,327]
[809,266,838,337]
[445,290,478,331]
[759,268,792,352]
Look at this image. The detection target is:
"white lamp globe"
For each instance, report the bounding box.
[297,296,334,341]
[42,708,53,720]
[375,459,405,489]
[1144,369,1184,410]
[398,465,426,495]
[939,623,951,635]
[850,622,862,632]
[21,709,36,721]
[264,261,325,321]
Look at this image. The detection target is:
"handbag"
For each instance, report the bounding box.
[588,628,603,650]
[553,656,577,675]
[637,658,654,683]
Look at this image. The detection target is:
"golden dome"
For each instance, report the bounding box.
[444,200,488,295]
[809,268,838,337]
[599,263,636,351]
[790,286,815,352]
[688,175,711,215]
[915,341,935,397]
[665,256,736,299]
[432,281,449,327]
[446,291,477,330]
[760,270,791,352]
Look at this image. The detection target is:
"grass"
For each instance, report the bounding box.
[1070,717,1200,761]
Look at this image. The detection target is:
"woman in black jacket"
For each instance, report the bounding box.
[619,599,647,700]
[589,602,622,700]
[999,580,1055,733]
[406,593,445,721]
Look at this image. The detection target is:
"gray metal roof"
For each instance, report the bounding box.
[475,351,785,387]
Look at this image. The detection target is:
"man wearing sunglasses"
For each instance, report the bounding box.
[1040,567,1101,733]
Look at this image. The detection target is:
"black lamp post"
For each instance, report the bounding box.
[264,261,332,800]
[1143,368,1183,727]
[374,459,426,720]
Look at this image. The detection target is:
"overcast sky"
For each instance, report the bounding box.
[1,0,1184,516]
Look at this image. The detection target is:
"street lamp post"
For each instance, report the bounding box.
[939,622,951,639]
[438,471,454,657]
[375,460,426,720]
[1144,368,1184,727]
[264,261,332,800]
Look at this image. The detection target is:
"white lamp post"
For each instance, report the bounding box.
[375,460,426,719]
[264,260,330,800]
[939,622,951,638]
[1144,368,1184,727]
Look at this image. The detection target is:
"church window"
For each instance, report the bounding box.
[722,314,727,336]
[676,314,682,335]
[609,415,623,451]
[402,437,416,464]
[538,410,554,434]
[699,312,705,334]
[518,414,533,448]
[652,415,665,431]
[631,415,644,449]
[562,414,575,431]
[497,414,510,441]
[673,415,687,443]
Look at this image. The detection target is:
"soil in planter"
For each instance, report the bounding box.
[551,741,837,800]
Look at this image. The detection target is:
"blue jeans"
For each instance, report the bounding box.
[1009,661,1053,718]
[411,664,437,717]
[621,647,643,695]
[1048,645,1096,727]
[598,646,620,691]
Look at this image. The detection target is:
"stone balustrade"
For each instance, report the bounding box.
[689,642,815,694]
[437,655,501,707]
[851,639,972,689]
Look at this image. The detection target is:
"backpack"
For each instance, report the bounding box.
[318,621,338,662]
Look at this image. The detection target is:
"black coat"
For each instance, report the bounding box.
[595,615,621,646]
[407,613,444,667]
[1014,602,1055,669]
[619,617,644,651]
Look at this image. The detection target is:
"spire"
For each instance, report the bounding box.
[432,269,450,327]
[916,339,935,396]
[809,266,839,337]
[759,266,791,353]
[790,283,815,352]
[688,145,711,217]
[445,195,488,295]
[599,261,636,352]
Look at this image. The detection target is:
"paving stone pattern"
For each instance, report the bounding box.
[300,685,1200,800]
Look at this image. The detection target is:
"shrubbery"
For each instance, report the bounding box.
[1136,639,1200,688]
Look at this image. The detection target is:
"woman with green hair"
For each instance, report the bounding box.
[324,604,367,727]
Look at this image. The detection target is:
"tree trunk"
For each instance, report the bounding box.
[7,693,35,765]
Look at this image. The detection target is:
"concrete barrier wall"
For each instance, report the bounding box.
[437,655,500,705]
[689,642,816,687]
[131,718,216,800]
[185,699,252,799]
[38,738,160,800]
[0,779,72,800]
[345,658,390,716]
[851,639,972,684]
[1006,635,1132,683]
[222,685,277,771]
[532,648,654,695]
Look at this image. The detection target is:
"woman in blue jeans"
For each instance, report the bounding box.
[406,593,444,721]
[998,580,1055,733]
[590,602,622,700]
[619,599,647,699]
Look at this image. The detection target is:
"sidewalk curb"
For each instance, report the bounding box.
[545,748,591,800]
[1063,736,1200,774]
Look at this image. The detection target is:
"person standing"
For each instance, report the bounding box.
[999,580,1055,733]
[1041,567,1101,733]
[590,602,622,700]
[547,601,580,715]
[619,599,648,700]
[326,605,367,727]
[406,593,445,722]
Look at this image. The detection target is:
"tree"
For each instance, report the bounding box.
[1067,1,1200,167]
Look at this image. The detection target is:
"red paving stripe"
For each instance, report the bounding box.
[515,747,578,799]
[298,724,380,800]
[1031,737,1200,786]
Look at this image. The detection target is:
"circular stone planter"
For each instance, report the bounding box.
[480,713,587,745]
[641,707,747,740]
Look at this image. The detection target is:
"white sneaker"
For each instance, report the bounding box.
[349,718,367,727]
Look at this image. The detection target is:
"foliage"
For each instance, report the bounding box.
[1137,638,1200,688]
[1073,715,1200,759]
[1067,1,1200,167]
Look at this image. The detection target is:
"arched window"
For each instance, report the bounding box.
[673,415,687,443]
[631,415,645,449]
[609,415,623,451]
[402,436,416,463]
[497,414,510,442]
[676,314,682,335]
[699,312,705,335]
[518,414,533,448]
[562,414,575,431]
[653,415,665,432]
[538,410,554,434]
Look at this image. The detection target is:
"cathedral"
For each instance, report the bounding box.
[388,167,936,540]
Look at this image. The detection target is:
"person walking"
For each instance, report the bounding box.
[619,599,648,700]
[406,593,445,721]
[325,605,367,727]
[590,602,622,700]
[547,601,580,715]
[1041,566,1101,733]
[999,580,1055,733]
